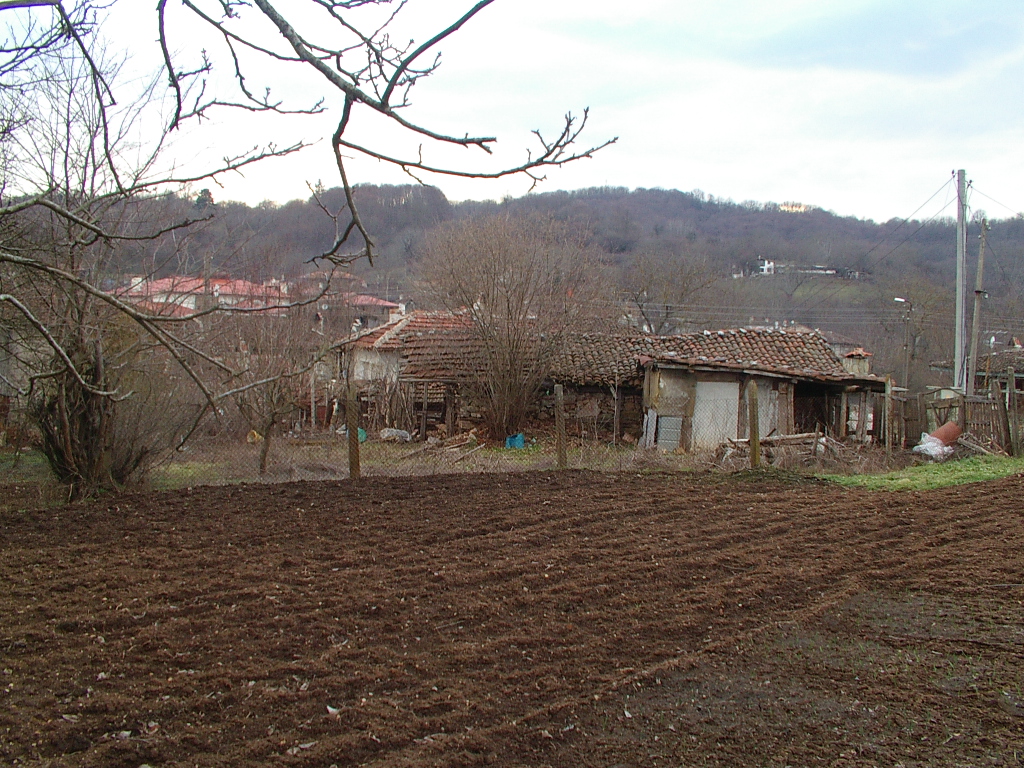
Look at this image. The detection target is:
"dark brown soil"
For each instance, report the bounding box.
[1,470,1022,767]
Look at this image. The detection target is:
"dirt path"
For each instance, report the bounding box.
[1,470,1022,766]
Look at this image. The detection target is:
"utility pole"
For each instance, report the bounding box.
[894,297,912,389]
[954,169,968,390]
[966,218,989,396]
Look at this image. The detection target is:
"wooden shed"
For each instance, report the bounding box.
[638,329,886,452]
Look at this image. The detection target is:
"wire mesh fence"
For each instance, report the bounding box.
[155,417,710,487]
[7,372,1015,501]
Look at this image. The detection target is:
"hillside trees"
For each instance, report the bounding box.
[624,247,719,334]
[419,215,608,437]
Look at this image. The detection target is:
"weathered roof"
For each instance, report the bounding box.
[933,347,1024,377]
[346,293,400,309]
[342,311,477,381]
[550,333,658,386]
[555,328,880,386]
[342,313,881,386]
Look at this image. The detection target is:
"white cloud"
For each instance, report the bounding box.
[122,0,1024,220]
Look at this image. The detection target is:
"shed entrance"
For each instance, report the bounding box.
[693,381,739,449]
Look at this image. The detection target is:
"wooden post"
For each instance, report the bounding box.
[1009,367,1019,456]
[611,383,621,447]
[884,376,893,455]
[555,384,567,470]
[839,390,849,439]
[856,391,867,442]
[310,370,316,430]
[347,379,360,479]
[991,377,1012,455]
[419,382,428,439]
[444,384,456,438]
[747,379,761,469]
[957,393,967,433]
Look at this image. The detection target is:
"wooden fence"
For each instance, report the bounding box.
[890,378,1020,455]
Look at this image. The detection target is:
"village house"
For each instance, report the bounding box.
[338,311,885,448]
[122,275,288,313]
[637,328,886,451]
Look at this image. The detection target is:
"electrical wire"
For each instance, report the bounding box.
[969,186,1022,219]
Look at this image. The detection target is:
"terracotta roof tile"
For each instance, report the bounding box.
[342,313,877,386]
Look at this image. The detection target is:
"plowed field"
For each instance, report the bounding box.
[1,470,1022,767]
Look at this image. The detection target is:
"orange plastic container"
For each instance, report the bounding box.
[929,421,963,446]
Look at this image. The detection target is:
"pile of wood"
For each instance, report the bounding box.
[397,432,484,464]
[956,432,1009,457]
[718,432,849,467]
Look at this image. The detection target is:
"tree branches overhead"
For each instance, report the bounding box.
[159,0,614,264]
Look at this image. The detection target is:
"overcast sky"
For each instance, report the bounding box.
[118,0,1024,222]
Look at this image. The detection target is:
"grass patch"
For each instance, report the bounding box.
[150,460,228,490]
[823,455,1024,491]
[0,449,53,484]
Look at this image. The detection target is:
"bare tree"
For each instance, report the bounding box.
[220,308,327,475]
[420,215,607,438]
[0,0,609,493]
[624,248,719,334]
[0,24,301,494]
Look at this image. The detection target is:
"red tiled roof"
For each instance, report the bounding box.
[551,328,876,386]
[933,347,1024,375]
[641,328,879,383]
[346,293,400,309]
[124,276,286,301]
[131,299,194,318]
[343,314,879,386]
[343,311,477,380]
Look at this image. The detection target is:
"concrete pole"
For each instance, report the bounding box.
[966,218,988,396]
[903,306,912,390]
[954,169,968,390]
[884,375,893,455]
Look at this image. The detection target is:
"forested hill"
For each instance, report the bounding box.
[178,183,1023,292]
[124,183,1024,387]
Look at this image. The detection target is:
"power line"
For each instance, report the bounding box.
[800,192,958,314]
[858,172,956,261]
[969,186,1022,219]
[797,175,956,311]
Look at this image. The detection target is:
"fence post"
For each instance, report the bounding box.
[1009,367,1019,456]
[419,382,428,439]
[884,376,893,456]
[991,377,1012,456]
[347,379,361,479]
[747,379,761,469]
[957,393,967,432]
[856,391,868,442]
[555,384,567,470]
[611,382,621,447]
